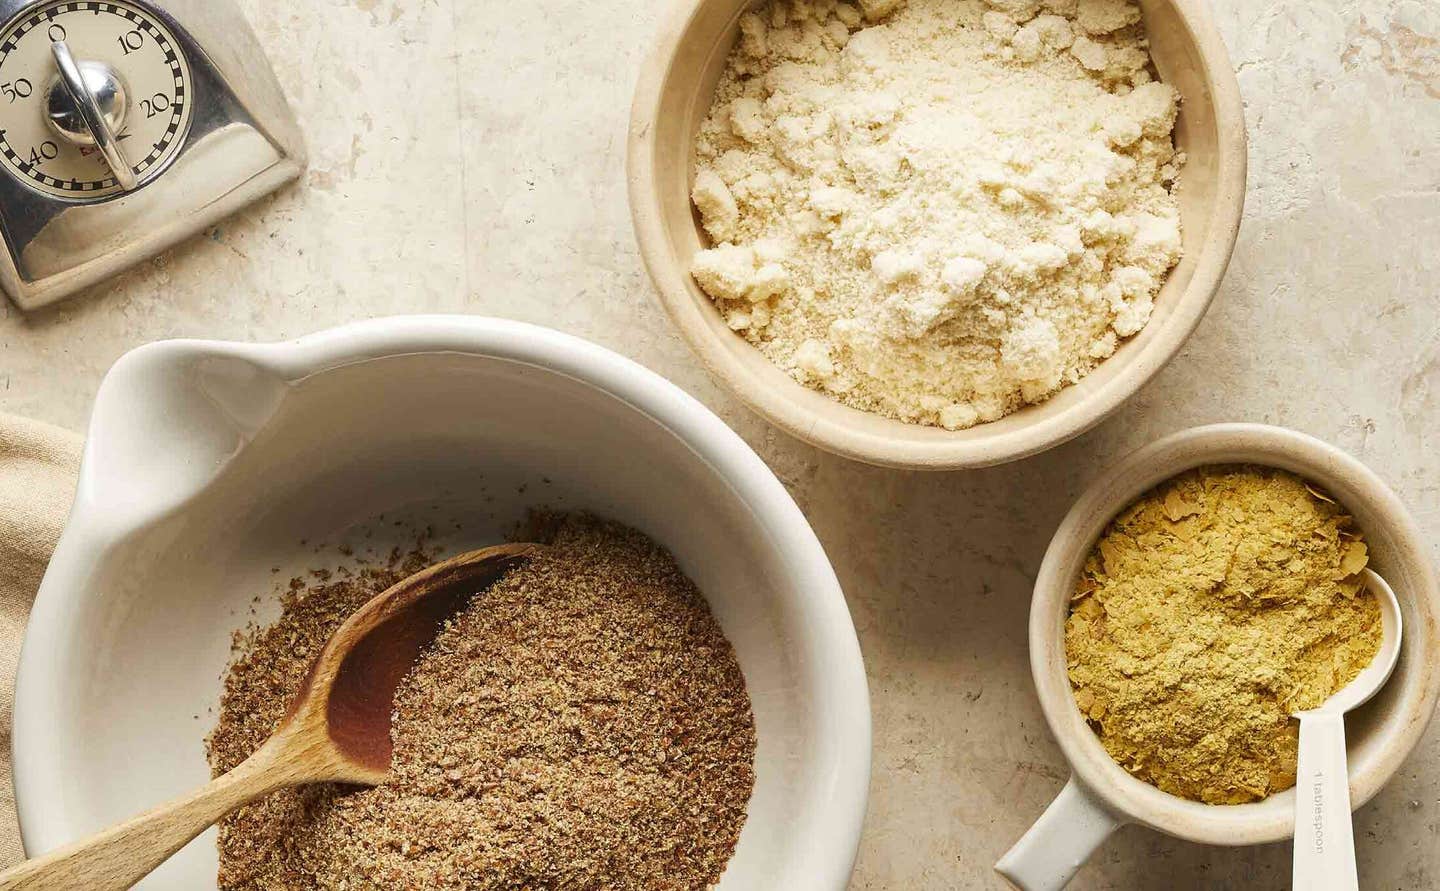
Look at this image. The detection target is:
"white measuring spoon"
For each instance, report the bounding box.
[1292,568,1402,891]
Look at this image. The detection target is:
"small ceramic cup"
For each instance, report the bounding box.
[997,424,1440,891]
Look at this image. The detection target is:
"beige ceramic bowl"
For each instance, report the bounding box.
[996,424,1440,891]
[628,0,1248,469]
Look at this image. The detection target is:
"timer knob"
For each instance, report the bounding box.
[43,40,137,191]
[46,59,127,146]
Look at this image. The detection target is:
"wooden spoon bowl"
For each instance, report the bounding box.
[0,542,541,891]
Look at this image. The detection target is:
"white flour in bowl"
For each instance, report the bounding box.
[690,0,1183,429]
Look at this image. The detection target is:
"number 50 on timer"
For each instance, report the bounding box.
[0,0,303,310]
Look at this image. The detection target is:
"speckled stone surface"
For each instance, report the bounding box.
[1,1,1437,888]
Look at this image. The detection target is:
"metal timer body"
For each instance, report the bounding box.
[0,0,303,309]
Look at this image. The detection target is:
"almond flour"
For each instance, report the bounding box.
[207,516,756,889]
[690,0,1183,429]
[1066,467,1382,804]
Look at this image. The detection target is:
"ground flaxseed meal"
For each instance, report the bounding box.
[1065,466,1382,805]
[206,515,756,889]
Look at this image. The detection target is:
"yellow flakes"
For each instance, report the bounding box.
[1337,539,1369,580]
[1162,488,1201,522]
[1064,465,1383,805]
[1305,483,1337,504]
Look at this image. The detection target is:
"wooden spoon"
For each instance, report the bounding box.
[0,542,542,891]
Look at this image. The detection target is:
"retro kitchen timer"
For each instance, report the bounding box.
[0,0,303,309]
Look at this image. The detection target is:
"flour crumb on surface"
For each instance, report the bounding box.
[690,0,1183,429]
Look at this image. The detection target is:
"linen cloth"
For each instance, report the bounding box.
[0,413,81,867]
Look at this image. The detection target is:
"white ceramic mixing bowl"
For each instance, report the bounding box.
[12,316,872,889]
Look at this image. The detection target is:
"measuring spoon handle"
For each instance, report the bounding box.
[1292,711,1359,891]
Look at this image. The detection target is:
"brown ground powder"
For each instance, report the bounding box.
[1066,466,1382,804]
[207,515,756,889]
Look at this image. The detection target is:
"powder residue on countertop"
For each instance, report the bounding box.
[1065,466,1382,804]
[207,515,756,889]
[690,0,1183,429]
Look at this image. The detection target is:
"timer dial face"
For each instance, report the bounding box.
[0,0,192,199]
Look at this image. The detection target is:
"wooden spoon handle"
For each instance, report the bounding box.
[0,745,303,891]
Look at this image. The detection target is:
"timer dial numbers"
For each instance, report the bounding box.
[0,1,192,199]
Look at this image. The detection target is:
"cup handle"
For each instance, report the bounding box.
[995,776,1123,891]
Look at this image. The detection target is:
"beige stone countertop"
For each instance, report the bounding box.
[2,1,1438,888]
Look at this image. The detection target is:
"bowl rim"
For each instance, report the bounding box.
[626,0,1249,470]
[1028,423,1440,845]
[12,314,873,889]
